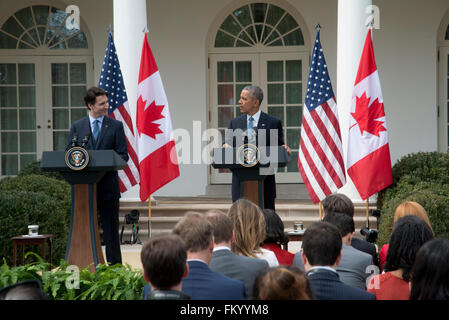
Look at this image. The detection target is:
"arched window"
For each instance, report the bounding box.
[0,5,87,49]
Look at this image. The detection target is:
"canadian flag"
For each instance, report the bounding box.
[347,30,392,200]
[136,33,179,202]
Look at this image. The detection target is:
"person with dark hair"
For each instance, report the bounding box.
[253,266,313,300]
[322,193,378,267]
[301,221,375,300]
[0,280,49,300]
[367,215,434,300]
[66,86,128,265]
[261,209,294,265]
[206,210,268,298]
[140,234,190,300]
[410,238,449,300]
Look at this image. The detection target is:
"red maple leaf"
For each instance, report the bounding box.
[351,92,386,137]
[136,95,165,139]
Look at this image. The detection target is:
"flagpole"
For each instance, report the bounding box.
[148,195,152,238]
[366,199,370,228]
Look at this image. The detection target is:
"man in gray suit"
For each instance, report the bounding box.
[206,210,269,298]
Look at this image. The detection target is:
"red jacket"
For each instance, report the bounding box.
[261,243,295,266]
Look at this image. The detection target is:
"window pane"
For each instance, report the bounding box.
[70,63,86,84]
[284,29,304,46]
[0,64,16,84]
[53,109,69,129]
[215,31,235,47]
[71,86,86,106]
[286,106,302,127]
[20,132,36,152]
[268,106,284,124]
[1,109,17,129]
[71,108,87,122]
[233,6,252,27]
[218,107,234,128]
[236,40,251,47]
[217,62,233,83]
[286,60,302,81]
[2,16,23,38]
[287,151,299,172]
[1,132,18,152]
[15,7,34,30]
[2,154,18,175]
[267,61,283,82]
[266,5,284,27]
[287,128,300,150]
[20,154,36,171]
[18,63,35,85]
[0,87,17,107]
[286,83,302,104]
[19,87,36,107]
[19,109,36,129]
[53,131,69,151]
[52,86,68,107]
[67,32,88,49]
[51,64,68,84]
[32,6,50,26]
[267,84,283,104]
[277,15,299,35]
[220,15,241,36]
[218,84,234,105]
[0,31,17,49]
[236,61,251,82]
[251,3,267,23]
[445,25,449,40]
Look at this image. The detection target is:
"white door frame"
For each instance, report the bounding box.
[438,46,449,152]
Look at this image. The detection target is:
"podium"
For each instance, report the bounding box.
[212,146,290,207]
[41,150,126,272]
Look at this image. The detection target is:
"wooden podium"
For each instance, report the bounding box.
[212,146,290,208]
[41,150,126,272]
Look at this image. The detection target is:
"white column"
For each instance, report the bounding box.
[336,0,372,204]
[113,0,147,201]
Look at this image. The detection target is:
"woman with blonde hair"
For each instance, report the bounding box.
[379,201,433,271]
[227,199,279,267]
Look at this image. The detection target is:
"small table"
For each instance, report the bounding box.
[283,230,305,251]
[12,235,53,266]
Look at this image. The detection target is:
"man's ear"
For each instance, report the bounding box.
[335,249,343,267]
[183,263,189,278]
[142,270,150,283]
[301,250,308,266]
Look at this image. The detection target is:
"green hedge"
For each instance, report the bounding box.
[19,160,64,181]
[0,175,71,265]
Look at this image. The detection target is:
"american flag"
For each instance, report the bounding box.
[98,32,140,193]
[297,29,346,203]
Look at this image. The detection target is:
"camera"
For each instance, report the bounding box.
[125,209,140,224]
[360,226,378,243]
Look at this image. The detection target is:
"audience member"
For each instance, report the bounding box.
[261,209,295,266]
[206,210,269,298]
[410,238,449,300]
[379,201,433,271]
[322,193,379,267]
[140,234,191,300]
[0,280,49,300]
[173,211,246,300]
[367,215,433,300]
[228,199,279,267]
[252,266,313,300]
[301,221,375,300]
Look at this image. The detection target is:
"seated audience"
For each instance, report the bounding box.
[0,280,49,300]
[410,238,449,300]
[322,193,379,267]
[367,215,433,300]
[301,221,376,300]
[379,201,433,271]
[206,210,269,298]
[173,211,246,300]
[253,266,313,300]
[261,209,295,266]
[140,234,191,300]
[228,199,279,267]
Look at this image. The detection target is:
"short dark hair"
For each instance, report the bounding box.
[322,193,354,217]
[84,86,108,108]
[323,212,355,237]
[302,222,342,266]
[243,85,263,105]
[205,210,233,244]
[385,215,434,281]
[173,211,213,252]
[262,209,289,245]
[140,234,187,289]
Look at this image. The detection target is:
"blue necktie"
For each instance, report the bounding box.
[92,119,100,141]
[248,116,254,140]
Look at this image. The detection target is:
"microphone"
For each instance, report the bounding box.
[81,134,90,148]
[71,135,78,147]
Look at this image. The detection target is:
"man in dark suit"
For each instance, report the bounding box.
[223,85,290,210]
[301,221,375,300]
[66,87,128,265]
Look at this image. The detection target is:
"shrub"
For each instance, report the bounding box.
[19,160,64,181]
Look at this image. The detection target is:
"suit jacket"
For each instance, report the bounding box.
[351,238,379,267]
[66,116,128,200]
[307,268,376,300]
[225,112,285,204]
[337,244,373,290]
[182,260,246,300]
[209,248,269,298]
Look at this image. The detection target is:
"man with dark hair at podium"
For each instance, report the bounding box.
[223,85,290,210]
[66,86,128,265]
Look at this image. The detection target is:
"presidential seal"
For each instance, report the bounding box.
[237,143,260,167]
[65,146,89,171]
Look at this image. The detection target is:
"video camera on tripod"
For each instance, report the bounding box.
[120,209,142,245]
[360,209,381,243]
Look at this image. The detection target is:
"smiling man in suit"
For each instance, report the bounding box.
[66,86,128,265]
[223,85,290,210]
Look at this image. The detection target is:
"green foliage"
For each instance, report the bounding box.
[0,175,71,265]
[0,255,146,300]
[19,160,64,181]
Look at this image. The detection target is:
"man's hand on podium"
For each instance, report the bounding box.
[222,143,232,148]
